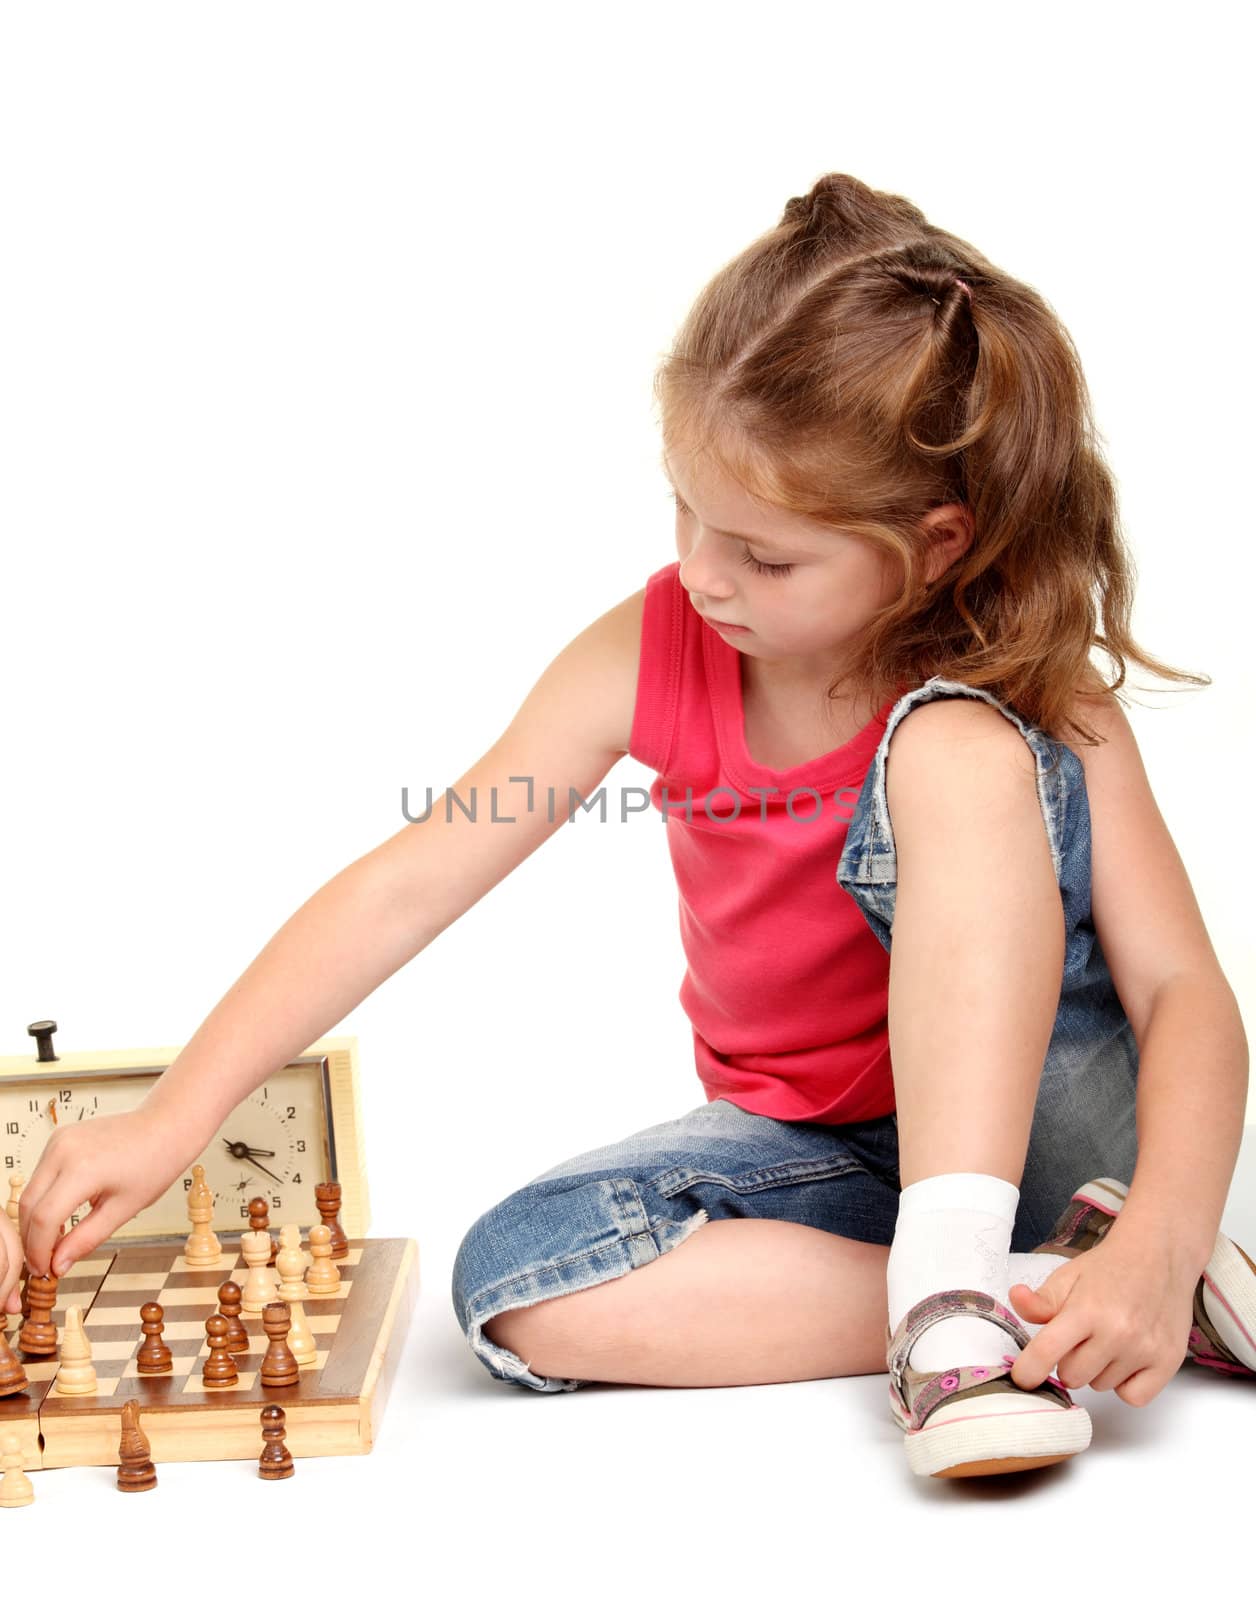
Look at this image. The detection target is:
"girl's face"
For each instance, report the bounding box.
[665,444,970,685]
[665,444,901,678]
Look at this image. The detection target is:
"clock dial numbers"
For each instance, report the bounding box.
[1,1060,332,1240]
[5,1076,132,1229]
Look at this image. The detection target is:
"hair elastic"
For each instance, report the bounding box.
[955,278,973,302]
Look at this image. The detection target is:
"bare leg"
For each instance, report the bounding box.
[883,713,1065,1190]
[482,1217,892,1388]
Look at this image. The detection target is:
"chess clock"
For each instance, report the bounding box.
[0,1023,370,1243]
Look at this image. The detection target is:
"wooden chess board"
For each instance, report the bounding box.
[0,1236,418,1470]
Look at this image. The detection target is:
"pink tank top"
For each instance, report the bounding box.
[629,560,901,1124]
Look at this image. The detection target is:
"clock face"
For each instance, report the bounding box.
[1,1061,333,1241]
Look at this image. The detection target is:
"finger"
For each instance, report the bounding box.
[21,1173,86,1278]
[1087,1356,1134,1394]
[1056,1335,1109,1393]
[49,1197,129,1277]
[1011,1322,1078,1390]
[1115,1364,1160,1408]
[17,1155,62,1264]
[1008,1284,1050,1320]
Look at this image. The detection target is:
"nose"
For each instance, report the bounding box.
[678,532,737,606]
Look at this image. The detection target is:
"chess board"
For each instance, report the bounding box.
[1,1236,418,1470]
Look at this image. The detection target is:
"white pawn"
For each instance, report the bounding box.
[53,1306,97,1396]
[275,1225,317,1367]
[305,1223,341,1297]
[0,1434,33,1508]
[239,1229,278,1315]
[184,1164,221,1266]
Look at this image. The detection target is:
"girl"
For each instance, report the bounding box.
[6,173,1252,1483]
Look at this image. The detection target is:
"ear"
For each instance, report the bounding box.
[919,502,974,584]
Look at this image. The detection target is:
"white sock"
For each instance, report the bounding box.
[1006,1250,1071,1330]
[887,1172,1022,1371]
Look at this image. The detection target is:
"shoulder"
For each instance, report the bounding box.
[883,696,1037,845]
[556,583,646,758]
[885,694,1035,786]
[1055,678,1132,772]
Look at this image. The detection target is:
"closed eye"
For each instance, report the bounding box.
[670,489,795,577]
[739,549,794,578]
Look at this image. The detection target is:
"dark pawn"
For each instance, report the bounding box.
[249,1196,278,1266]
[258,1403,295,1480]
[0,1332,28,1398]
[136,1302,174,1374]
[17,1274,58,1358]
[202,1314,239,1388]
[315,1181,349,1259]
[259,1302,299,1387]
[117,1398,157,1492]
[217,1280,250,1354]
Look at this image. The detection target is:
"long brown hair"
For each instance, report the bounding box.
[653,172,1208,747]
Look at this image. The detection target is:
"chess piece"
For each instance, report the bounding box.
[258,1403,295,1480]
[315,1181,349,1259]
[305,1223,341,1297]
[275,1226,317,1367]
[202,1314,239,1388]
[53,1305,97,1396]
[116,1399,157,1492]
[259,1302,299,1387]
[217,1280,250,1354]
[0,1329,28,1398]
[0,1434,34,1508]
[136,1303,174,1374]
[249,1196,279,1265]
[184,1165,221,1266]
[240,1228,279,1314]
[17,1274,58,1359]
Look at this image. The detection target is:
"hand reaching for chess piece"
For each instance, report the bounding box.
[9,1105,214,1295]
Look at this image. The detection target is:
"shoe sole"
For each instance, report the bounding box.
[891,1388,1093,1477]
[1201,1233,1256,1368]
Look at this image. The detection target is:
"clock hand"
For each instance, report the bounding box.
[241,1152,284,1186]
[220,1137,284,1185]
[221,1137,277,1160]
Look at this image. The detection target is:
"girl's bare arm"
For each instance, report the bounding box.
[15,586,645,1282]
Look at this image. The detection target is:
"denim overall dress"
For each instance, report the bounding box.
[450,675,1141,1393]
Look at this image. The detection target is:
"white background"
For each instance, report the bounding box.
[1,0,1252,1587]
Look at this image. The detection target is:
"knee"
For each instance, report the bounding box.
[451,1204,503,1337]
[449,1183,571,1339]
